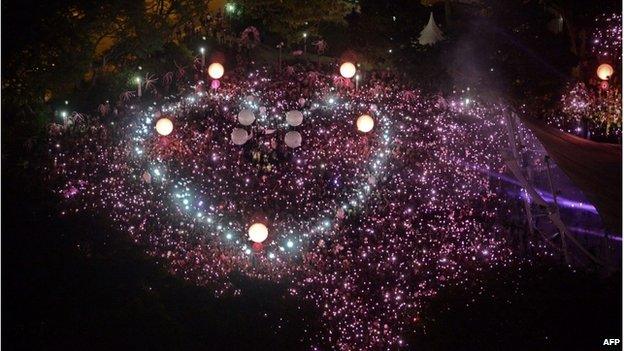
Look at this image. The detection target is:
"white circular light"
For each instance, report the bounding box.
[248,223,268,243]
[356,114,374,133]
[237,109,255,126]
[340,62,356,79]
[208,62,224,79]
[231,128,249,145]
[155,118,173,136]
[285,110,304,126]
[284,131,302,148]
[597,63,614,80]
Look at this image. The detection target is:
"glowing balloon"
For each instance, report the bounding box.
[285,110,304,126]
[340,62,356,79]
[248,223,268,243]
[237,109,255,126]
[155,117,173,136]
[231,128,249,145]
[597,63,614,80]
[356,114,374,133]
[284,131,302,148]
[208,62,224,79]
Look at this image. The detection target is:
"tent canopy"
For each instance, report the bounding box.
[519,116,622,234]
[418,12,444,46]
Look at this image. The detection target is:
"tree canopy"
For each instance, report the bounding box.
[235,0,353,43]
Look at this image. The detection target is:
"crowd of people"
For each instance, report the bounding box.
[50,61,558,350]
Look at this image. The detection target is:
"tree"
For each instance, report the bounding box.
[2,0,213,165]
[2,0,211,114]
[539,0,620,58]
[235,0,352,44]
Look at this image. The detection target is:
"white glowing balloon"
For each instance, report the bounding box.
[237,109,255,126]
[231,128,249,145]
[285,110,304,126]
[248,223,268,243]
[284,131,302,148]
[155,117,174,136]
[208,62,224,79]
[356,114,374,133]
[597,63,614,80]
[340,62,356,79]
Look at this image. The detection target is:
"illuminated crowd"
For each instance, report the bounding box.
[544,13,622,142]
[50,64,553,350]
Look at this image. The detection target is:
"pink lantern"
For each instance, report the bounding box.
[596,63,614,81]
[211,79,221,90]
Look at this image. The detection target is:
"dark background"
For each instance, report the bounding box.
[2,0,622,349]
[2,161,620,350]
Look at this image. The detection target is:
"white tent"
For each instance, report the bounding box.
[418,12,444,46]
